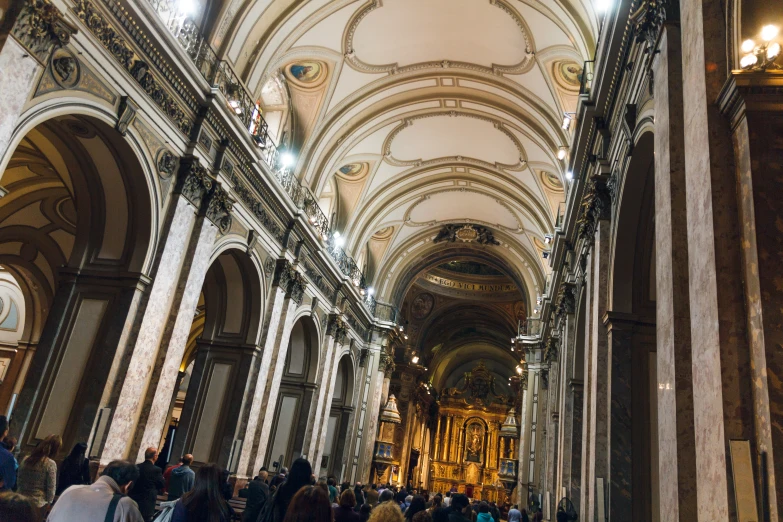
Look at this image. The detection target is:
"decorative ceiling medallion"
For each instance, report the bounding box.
[553,60,583,91]
[411,292,435,319]
[336,162,368,181]
[371,226,395,240]
[434,224,500,245]
[540,171,564,192]
[284,60,327,88]
[345,0,536,76]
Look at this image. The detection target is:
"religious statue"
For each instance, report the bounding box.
[466,424,483,462]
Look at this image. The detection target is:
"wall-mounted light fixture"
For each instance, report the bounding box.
[740,25,781,70]
[562,112,576,130]
[557,147,568,160]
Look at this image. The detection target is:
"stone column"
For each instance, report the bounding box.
[719,71,783,521]
[517,367,532,507]
[92,161,228,464]
[313,330,350,470]
[652,22,698,522]
[680,1,755,519]
[579,251,596,521]
[302,315,343,459]
[358,346,387,483]
[248,263,307,474]
[0,0,75,168]
[582,198,611,522]
[434,415,442,461]
[543,355,560,518]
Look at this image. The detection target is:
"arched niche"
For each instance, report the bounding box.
[265,315,320,469]
[4,114,155,453]
[320,353,356,480]
[165,247,265,468]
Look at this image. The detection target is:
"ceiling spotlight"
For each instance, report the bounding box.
[412,356,419,364]
[177,0,198,16]
[544,234,553,244]
[367,287,375,296]
[399,326,404,332]
[511,338,515,344]
[334,236,345,248]
[515,366,523,374]
[594,0,611,12]
[557,148,568,160]
[404,334,409,340]
[280,152,295,168]
[562,114,572,130]
[511,346,515,352]
[565,171,574,181]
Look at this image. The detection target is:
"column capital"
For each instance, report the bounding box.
[378,350,395,377]
[576,174,611,240]
[175,158,214,209]
[11,0,78,64]
[272,259,308,304]
[203,183,234,234]
[327,314,349,344]
[718,71,783,128]
[543,336,559,364]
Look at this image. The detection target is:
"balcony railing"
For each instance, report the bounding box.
[522,318,541,336]
[579,60,595,96]
[145,0,377,313]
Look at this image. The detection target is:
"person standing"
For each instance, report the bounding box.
[171,463,231,522]
[365,484,379,506]
[334,489,361,522]
[17,434,61,509]
[267,458,312,522]
[167,454,195,501]
[48,460,144,522]
[0,417,16,492]
[507,505,521,522]
[129,447,164,522]
[282,486,332,522]
[242,469,269,522]
[164,457,183,493]
[57,442,91,495]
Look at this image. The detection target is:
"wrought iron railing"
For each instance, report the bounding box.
[579,60,595,96]
[373,301,399,323]
[144,0,375,311]
[523,318,542,336]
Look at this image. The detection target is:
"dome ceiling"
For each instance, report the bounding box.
[211,0,596,355]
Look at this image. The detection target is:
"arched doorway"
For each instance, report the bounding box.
[1,115,154,454]
[265,316,319,471]
[321,354,355,480]
[167,247,264,469]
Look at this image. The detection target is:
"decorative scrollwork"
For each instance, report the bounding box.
[205,184,233,234]
[433,224,501,245]
[156,150,178,179]
[12,0,77,63]
[177,160,212,207]
[72,0,193,135]
[544,337,559,364]
[576,176,611,240]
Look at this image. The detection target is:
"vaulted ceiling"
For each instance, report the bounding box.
[207,0,596,330]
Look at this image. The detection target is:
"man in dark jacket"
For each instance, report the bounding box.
[129,447,165,522]
[243,469,269,522]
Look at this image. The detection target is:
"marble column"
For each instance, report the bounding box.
[580,252,596,521]
[652,23,698,522]
[359,347,386,484]
[0,2,74,169]
[236,260,304,478]
[584,218,611,522]
[249,266,306,474]
[314,333,349,470]
[544,358,560,518]
[100,163,225,463]
[680,0,755,519]
[434,415,442,461]
[302,316,342,459]
[719,72,783,521]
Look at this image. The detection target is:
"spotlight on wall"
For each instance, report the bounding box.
[516,365,523,375]
[404,334,409,340]
[177,0,198,16]
[334,235,345,248]
[367,287,375,296]
[562,114,573,130]
[412,356,419,364]
[565,171,574,181]
[398,326,404,332]
[557,147,568,160]
[740,24,781,71]
[544,234,553,244]
[594,0,611,12]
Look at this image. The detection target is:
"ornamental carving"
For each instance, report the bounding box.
[554,283,576,319]
[433,224,500,245]
[12,0,77,63]
[576,176,611,240]
[544,337,559,364]
[226,168,285,243]
[72,0,193,135]
[177,160,212,207]
[411,293,434,319]
[156,150,178,179]
[379,351,395,376]
[631,0,677,49]
[51,52,79,86]
[205,184,233,234]
[327,315,348,339]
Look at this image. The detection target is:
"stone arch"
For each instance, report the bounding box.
[5,113,157,454]
[323,352,356,480]
[167,245,266,467]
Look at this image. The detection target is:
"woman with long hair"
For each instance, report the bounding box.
[56,442,90,495]
[368,501,404,522]
[17,434,61,508]
[171,463,231,522]
[283,485,332,522]
[269,457,312,522]
[0,491,41,522]
[404,496,426,521]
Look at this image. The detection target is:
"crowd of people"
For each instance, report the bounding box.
[0,415,553,522]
